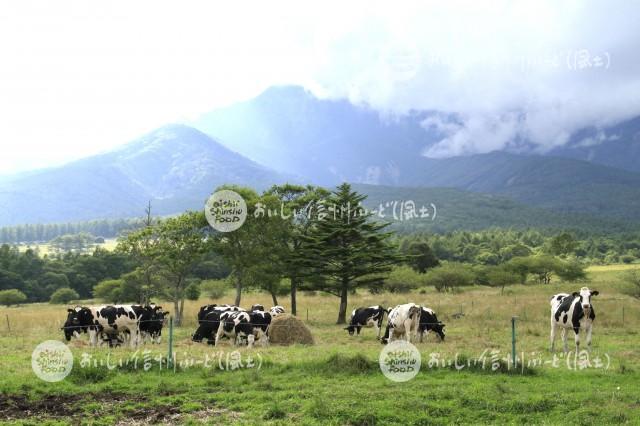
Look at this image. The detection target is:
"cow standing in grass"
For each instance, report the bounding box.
[344,305,387,338]
[381,303,422,344]
[418,307,446,342]
[550,287,599,353]
[62,305,141,348]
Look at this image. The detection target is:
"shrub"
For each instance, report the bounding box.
[381,266,424,293]
[200,279,229,299]
[620,255,635,264]
[185,279,202,301]
[93,279,123,303]
[49,287,79,304]
[424,262,475,292]
[0,289,27,306]
[621,269,640,299]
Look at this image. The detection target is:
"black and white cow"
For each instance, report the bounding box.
[134,304,168,344]
[269,306,285,317]
[418,307,445,342]
[344,305,387,338]
[380,303,422,344]
[197,304,245,323]
[550,287,599,353]
[62,305,141,348]
[214,310,272,347]
[250,304,265,312]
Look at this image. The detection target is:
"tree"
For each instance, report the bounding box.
[486,267,518,294]
[424,262,475,292]
[298,183,404,323]
[405,241,440,273]
[38,272,70,294]
[93,279,124,303]
[49,287,79,304]
[621,269,640,299]
[263,184,330,315]
[548,232,578,257]
[0,289,27,306]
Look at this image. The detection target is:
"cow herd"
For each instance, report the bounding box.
[61,287,598,353]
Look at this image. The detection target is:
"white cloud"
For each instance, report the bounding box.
[0,0,639,172]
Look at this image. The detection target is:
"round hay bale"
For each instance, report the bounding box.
[268,314,314,345]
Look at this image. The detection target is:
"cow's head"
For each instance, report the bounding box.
[251,304,265,312]
[576,287,599,317]
[433,321,446,341]
[344,325,357,336]
[62,306,92,341]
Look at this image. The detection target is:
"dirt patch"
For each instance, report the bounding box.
[0,392,145,421]
[0,392,241,424]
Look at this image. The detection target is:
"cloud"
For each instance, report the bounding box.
[1,0,639,171]
[301,0,640,157]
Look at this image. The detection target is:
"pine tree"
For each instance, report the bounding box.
[299,183,404,324]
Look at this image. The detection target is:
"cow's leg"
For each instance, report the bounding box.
[419,330,424,343]
[549,318,557,352]
[213,327,224,347]
[373,323,380,339]
[89,329,98,347]
[561,328,568,353]
[247,334,255,348]
[574,328,581,354]
[586,324,593,351]
[356,326,361,336]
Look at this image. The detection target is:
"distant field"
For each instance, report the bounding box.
[1,267,639,424]
[15,238,118,255]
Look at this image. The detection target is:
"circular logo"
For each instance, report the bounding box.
[379,340,421,382]
[205,190,247,232]
[32,340,73,382]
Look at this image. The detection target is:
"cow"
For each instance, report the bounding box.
[197,304,245,324]
[344,305,387,338]
[62,305,141,348]
[418,307,445,342]
[133,304,168,344]
[550,287,599,353]
[214,310,272,348]
[380,303,422,344]
[192,309,228,344]
[269,306,285,317]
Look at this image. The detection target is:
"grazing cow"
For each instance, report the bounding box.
[381,303,422,344]
[192,309,228,344]
[214,310,272,347]
[550,287,599,353]
[62,305,141,348]
[251,304,265,312]
[197,304,245,323]
[133,304,168,344]
[344,305,387,338]
[269,306,285,317]
[418,307,445,342]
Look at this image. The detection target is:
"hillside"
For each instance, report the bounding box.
[0,125,288,226]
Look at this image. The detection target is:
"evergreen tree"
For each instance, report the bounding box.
[299,183,404,324]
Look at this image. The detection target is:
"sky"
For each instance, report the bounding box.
[1,0,639,173]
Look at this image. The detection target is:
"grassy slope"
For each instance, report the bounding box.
[1,267,639,424]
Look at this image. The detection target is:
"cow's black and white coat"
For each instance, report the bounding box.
[214,310,272,347]
[418,307,445,342]
[345,305,387,338]
[550,287,599,353]
[62,305,141,348]
[381,303,422,344]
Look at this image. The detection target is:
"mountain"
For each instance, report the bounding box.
[353,184,630,234]
[549,116,640,173]
[194,86,436,184]
[194,86,640,221]
[0,125,288,226]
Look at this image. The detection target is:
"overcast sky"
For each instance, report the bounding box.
[1,0,639,173]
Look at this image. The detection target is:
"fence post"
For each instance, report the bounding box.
[511,316,517,368]
[306,308,309,321]
[167,317,174,369]
[5,314,9,333]
[622,304,625,326]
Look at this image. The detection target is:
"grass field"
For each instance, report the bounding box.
[1,266,639,425]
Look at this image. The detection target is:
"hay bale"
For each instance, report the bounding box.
[268,314,314,345]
